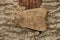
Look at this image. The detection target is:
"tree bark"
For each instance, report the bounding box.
[0,0,60,40]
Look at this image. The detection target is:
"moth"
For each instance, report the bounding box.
[14,8,48,31]
[19,0,42,9]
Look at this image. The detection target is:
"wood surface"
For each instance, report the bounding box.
[19,0,42,9]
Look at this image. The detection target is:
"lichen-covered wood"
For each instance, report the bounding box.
[14,8,47,31]
[19,0,42,9]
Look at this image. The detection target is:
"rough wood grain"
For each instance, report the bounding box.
[15,8,48,31]
[19,0,42,9]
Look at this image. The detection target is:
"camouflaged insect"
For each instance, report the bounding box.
[14,8,48,31]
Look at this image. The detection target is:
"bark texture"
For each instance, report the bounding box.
[19,0,42,9]
[0,0,60,40]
